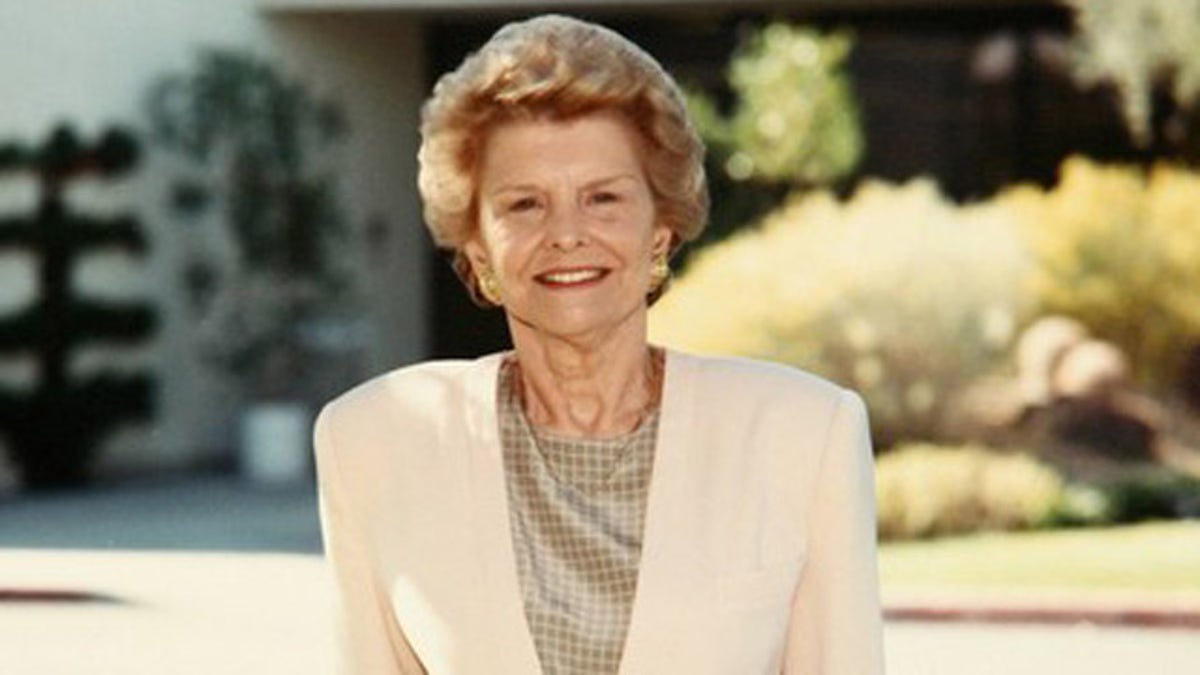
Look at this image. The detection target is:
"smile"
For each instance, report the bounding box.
[535,267,609,286]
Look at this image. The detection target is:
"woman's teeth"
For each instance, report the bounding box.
[540,269,604,284]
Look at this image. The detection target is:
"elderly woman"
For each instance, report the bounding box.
[315,14,883,675]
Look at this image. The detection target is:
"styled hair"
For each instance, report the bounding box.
[417,14,709,306]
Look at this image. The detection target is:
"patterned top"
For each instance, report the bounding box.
[497,357,661,675]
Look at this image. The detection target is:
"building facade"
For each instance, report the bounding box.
[0,0,1133,480]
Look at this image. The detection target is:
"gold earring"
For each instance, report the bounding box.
[478,269,503,306]
[649,254,670,290]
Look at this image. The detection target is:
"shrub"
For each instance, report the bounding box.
[687,22,863,187]
[875,443,1066,540]
[1001,157,1200,392]
[146,49,353,400]
[1064,0,1200,157]
[1102,472,1200,522]
[1047,483,1112,527]
[684,22,864,248]
[651,179,1028,446]
[1044,472,1200,527]
[652,153,1200,441]
[0,126,156,489]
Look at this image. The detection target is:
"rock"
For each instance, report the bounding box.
[1053,339,1131,401]
[1016,316,1088,406]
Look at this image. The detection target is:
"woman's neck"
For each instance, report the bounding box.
[508,323,662,439]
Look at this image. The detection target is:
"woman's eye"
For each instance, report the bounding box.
[507,197,540,213]
[588,191,621,205]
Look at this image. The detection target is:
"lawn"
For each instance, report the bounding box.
[878,520,1200,592]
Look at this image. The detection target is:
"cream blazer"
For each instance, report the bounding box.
[315,350,884,674]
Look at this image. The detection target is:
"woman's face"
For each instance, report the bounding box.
[464,112,671,342]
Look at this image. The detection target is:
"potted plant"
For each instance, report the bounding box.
[146,48,353,484]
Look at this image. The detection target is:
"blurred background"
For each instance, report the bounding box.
[1,0,1198,673]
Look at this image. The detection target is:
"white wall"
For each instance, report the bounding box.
[0,0,273,478]
[0,1,265,138]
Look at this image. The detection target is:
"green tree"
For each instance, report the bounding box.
[146,49,352,401]
[1064,0,1200,162]
[687,22,863,246]
[0,125,156,489]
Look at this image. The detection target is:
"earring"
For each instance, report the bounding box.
[649,254,670,290]
[478,269,503,306]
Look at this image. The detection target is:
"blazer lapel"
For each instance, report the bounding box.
[464,353,543,673]
[619,350,708,674]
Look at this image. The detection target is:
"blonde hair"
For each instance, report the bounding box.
[417,14,709,305]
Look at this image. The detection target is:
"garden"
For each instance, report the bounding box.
[649,0,1200,579]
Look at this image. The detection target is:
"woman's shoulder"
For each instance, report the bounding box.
[669,349,852,404]
[665,349,868,430]
[320,352,505,422]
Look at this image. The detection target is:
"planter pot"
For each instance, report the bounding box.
[239,402,311,486]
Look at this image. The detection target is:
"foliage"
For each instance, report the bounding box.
[650,179,1028,446]
[146,49,351,399]
[685,23,863,246]
[652,155,1200,438]
[1063,0,1200,159]
[877,446,1200,540]
[875,443,1066,540]
[1101,472,1200,522]
[1000,156,1200,391]
[0,125,156,489]
[689,23,862,185]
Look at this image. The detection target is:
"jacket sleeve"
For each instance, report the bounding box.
[315,406,427,675]
[781,390,885,674]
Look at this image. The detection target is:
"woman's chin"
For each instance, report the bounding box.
[512,304,646,344]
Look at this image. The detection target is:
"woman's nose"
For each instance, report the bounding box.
[546,201,587,250]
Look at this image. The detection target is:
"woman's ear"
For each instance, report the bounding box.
[651,224,673,259]
[462,236,503,306]
[462,237,491,275]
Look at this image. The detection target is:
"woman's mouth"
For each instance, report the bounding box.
[535,267,609,287]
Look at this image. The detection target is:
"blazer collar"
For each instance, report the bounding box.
[462,353,539,672]
[620,348,699,673]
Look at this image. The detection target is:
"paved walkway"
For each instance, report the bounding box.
[885,621,1200,675]
[1,474,330,674]
[2,474,1198,673]
[2,549,333,675]
[0,473,321,552]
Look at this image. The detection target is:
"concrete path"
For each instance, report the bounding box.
[1,475,330,674]
[886,622,1200,675]
[1,549,333,675]
[0,474,321,552]
[2,474,1198,673]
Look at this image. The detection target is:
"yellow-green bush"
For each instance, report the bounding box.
[650,179,1028,446]
[651,157,1200,441]
[1001,157,1200,390]
[687,22,862,186]
[875,443,1065,540]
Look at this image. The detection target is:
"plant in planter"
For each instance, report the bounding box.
[146,49,353,482]
[0,124,156,490]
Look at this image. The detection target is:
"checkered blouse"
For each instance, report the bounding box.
[498,357,661,675]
